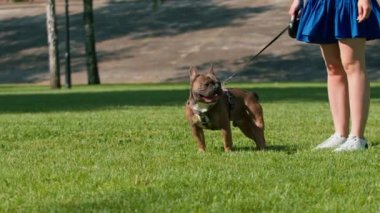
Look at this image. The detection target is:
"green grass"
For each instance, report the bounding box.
[0,83,379,212]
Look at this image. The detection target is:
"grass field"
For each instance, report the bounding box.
[0,83,379,212]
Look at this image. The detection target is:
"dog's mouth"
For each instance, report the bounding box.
[198,93,219,103]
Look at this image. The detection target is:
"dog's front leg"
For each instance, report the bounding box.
[221,124,233,152]
[192,126,206,152]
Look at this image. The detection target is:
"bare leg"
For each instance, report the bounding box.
[320,43,350,137]
[338,38,370,138]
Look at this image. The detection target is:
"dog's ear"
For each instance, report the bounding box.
[189,66,198,81]
[206,64,219,81]
[207,64,215,76]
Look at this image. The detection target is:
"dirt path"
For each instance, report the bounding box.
[1,0,379,85]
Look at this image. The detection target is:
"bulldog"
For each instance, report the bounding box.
[185,66,266,152]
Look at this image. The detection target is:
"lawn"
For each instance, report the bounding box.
[0,83,379,212]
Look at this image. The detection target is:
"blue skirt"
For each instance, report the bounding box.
[297,0,380,43]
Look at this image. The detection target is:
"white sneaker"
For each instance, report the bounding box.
[314,133,347,149]
[334,135,368,152]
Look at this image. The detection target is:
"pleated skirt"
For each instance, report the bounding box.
[297,0,380,43]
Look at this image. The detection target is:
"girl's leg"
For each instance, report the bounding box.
[338,38,370,138]
[320,43,350,137]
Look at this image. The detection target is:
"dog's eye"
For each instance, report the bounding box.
[205,83,210,87]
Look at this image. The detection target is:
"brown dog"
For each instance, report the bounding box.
[185,66,266,152]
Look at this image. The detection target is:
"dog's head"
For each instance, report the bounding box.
[189,66,222,103]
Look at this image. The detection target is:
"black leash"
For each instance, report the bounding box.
[222,25,290,85]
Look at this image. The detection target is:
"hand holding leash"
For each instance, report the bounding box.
[288,0,303,38]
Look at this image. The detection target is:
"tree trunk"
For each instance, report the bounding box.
[46,0,60,89]
[83,0,100,85]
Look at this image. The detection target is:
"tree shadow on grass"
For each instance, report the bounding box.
[45,187,170,212]
[0,85,379,113]
[232,145,298,154]
[369,141,379,148]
